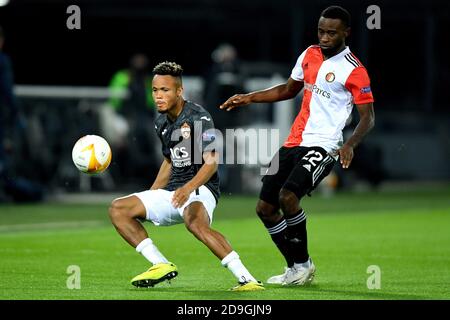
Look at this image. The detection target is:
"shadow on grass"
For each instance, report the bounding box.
[265,283,428,300]
[124,284,427,300]
[125,285,270,299]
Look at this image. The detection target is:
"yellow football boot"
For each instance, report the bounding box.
[230,280,265,292]
[131,262,178,287]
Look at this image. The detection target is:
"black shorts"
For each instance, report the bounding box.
[260,146,336,207]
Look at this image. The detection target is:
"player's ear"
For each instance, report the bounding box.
[177,86,183,97]
[344,27,351,38]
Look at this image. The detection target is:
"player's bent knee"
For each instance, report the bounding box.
[108,200,122,223]
[278,189,299,213]
[108,199,132,223]
[256,200,278,221]
[185,222,209,242]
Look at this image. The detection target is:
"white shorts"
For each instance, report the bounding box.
[133,185,216,226]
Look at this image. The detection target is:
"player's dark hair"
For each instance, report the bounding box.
[320,6,351,28]
[153,61,183,78]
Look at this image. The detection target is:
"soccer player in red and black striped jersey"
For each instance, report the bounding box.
[220,6,375,285]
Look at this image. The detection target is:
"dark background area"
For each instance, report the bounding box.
[1,0,449,112]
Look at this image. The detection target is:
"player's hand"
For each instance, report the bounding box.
[219,94,251,111]
[172,186,192,208]
[338,144,354,169]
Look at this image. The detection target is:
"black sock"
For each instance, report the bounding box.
[263,219,294,267]
[286,210,309,264]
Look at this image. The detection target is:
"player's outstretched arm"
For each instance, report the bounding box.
[219,77,304,111]
[171,151,218,208]
[150,157,172,190]
[338,103,375,169]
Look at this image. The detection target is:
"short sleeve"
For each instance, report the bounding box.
[345,67,375,104]
[290,49,308,81]
[155,123,171,158]
[161,142,171,159]
[194,113,217,153]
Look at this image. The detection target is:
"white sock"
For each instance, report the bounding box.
[293,258,311,269]
[221,251,257,283]
[135,238,169,265]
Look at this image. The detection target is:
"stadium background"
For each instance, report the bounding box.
[0,0,449,300]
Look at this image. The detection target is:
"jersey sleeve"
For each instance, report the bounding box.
[161,142,171,159]
[345,66,375,104]
[155,123,171,159]
[290,48,308,81]
[193,113,217,154]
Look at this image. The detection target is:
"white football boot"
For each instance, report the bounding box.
[282,258,316,286]
[266,267,290,284]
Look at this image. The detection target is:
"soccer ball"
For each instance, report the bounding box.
[72,135,112,174]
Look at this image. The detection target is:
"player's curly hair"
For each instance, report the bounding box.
[152,61,184,77]
[321,6,351,28]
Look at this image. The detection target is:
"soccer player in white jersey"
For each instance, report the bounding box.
[220,6,375,285]
[109,62,263,291]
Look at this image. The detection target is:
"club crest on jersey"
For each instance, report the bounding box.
[181,122,191,139]
[325,72,335,82]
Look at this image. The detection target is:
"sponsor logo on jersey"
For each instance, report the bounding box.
[305,83,331,99]
[361,86,372,93]
[200,116,211,121]
[181,122,191,139]
[170,146,191,167]
[325,72,335,82]
[170,147,189,159]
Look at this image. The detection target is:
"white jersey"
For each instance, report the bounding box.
[285,45,374,154]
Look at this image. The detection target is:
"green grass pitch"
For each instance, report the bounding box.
[0,186,449,300]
